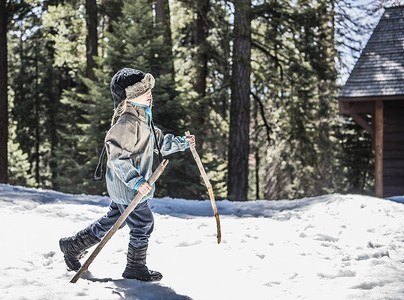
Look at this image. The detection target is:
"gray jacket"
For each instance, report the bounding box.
[105,103,189,204]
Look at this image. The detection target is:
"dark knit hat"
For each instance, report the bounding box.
[110,68,155,109]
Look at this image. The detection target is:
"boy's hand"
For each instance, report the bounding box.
[185,135,196,148]
[138,182,152,195]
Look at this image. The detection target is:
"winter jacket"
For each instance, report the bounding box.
[105,102,189,205]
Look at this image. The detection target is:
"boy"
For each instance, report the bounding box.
[59,68,195,282]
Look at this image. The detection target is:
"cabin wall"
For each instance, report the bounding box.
[383,100,404,197]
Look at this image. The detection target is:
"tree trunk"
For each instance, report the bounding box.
[253,98,260,200]
[34,52,40,185]
[155,0,174,78]
[192,0,209,148]
[193,0,209,97]
[85,0,98,81]
[0,0,8,184]
[45,42,58,189]
[228,0,251,201]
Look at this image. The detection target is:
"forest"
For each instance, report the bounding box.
[0,0,398,201]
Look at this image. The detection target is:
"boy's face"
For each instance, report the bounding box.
[129,90,152,106]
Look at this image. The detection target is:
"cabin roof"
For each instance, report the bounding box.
[339,6,404,99]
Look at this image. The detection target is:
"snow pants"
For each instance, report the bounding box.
[90,200,154,249]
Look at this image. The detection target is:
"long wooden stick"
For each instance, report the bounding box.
[185,131,221,244]
[70,159,169,283]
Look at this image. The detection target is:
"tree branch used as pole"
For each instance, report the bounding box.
[70,159,170,283]
[185,131,221,244]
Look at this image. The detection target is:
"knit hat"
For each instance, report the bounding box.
[110,68,155,109]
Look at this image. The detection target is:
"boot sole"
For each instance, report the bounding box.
[59,239,81,271]
[122,271,163,282]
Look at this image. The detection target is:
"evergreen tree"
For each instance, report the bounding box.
[43,0,107,194]
[8,102,35,186]
[228,0,252,201]
[7,0,83,190]
[5,0,391,201]
[0,0,30,184]
[250,0,340,200]
[155,0,174,78]
[170,0,231,199]
[337,116,374,195]
[57,0,200,198]
[9,4,55,187]
[0,0,9,184]
[85,0,98,81]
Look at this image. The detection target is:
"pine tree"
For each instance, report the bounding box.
[228,0,252,201]
[170,0,231,199]
[69,0,201,198]
[8,112,35,186]
[40,1,88,192]
[10,4,55,187]
[5,0,384,201]
[250,0,340,200]
[155,0,174,78]
[337,117,374,194]
[0,0,10,184]
[85,0,97,81]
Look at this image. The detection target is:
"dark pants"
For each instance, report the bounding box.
[90,200,154,249]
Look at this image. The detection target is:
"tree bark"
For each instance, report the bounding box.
[155,0,174,78]
[193,0,209,97]
[44,41,58,189]
[34,52,40,185]
[191,0,209,148]
[253,97,260,200]
[0,0,9,184]
[228,0,251,201]
[85,0,98,81]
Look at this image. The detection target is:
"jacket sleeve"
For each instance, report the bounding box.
[105,120,145,191]
[154,126,190,157]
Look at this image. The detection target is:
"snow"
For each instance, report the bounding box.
[1,184,404,300]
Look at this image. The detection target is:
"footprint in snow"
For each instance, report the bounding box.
[43,251,56,259]
[314,234,339,242]
[356,251,389,261]
[176,240,202,247]
[351,280,385,290]
[318,269,356,279]
[256,253,265,259]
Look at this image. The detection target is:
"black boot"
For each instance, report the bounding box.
[59,227,100,271]
[122,244,163,281]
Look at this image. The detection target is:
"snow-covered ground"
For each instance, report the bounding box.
[1,184,404,300]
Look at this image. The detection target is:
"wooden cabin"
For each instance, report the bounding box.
[339,6,404,198]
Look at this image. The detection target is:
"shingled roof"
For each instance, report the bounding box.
[339,6,404,99]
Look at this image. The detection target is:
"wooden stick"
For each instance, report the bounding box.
[70,159,169,283]
[185,131,221,244]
